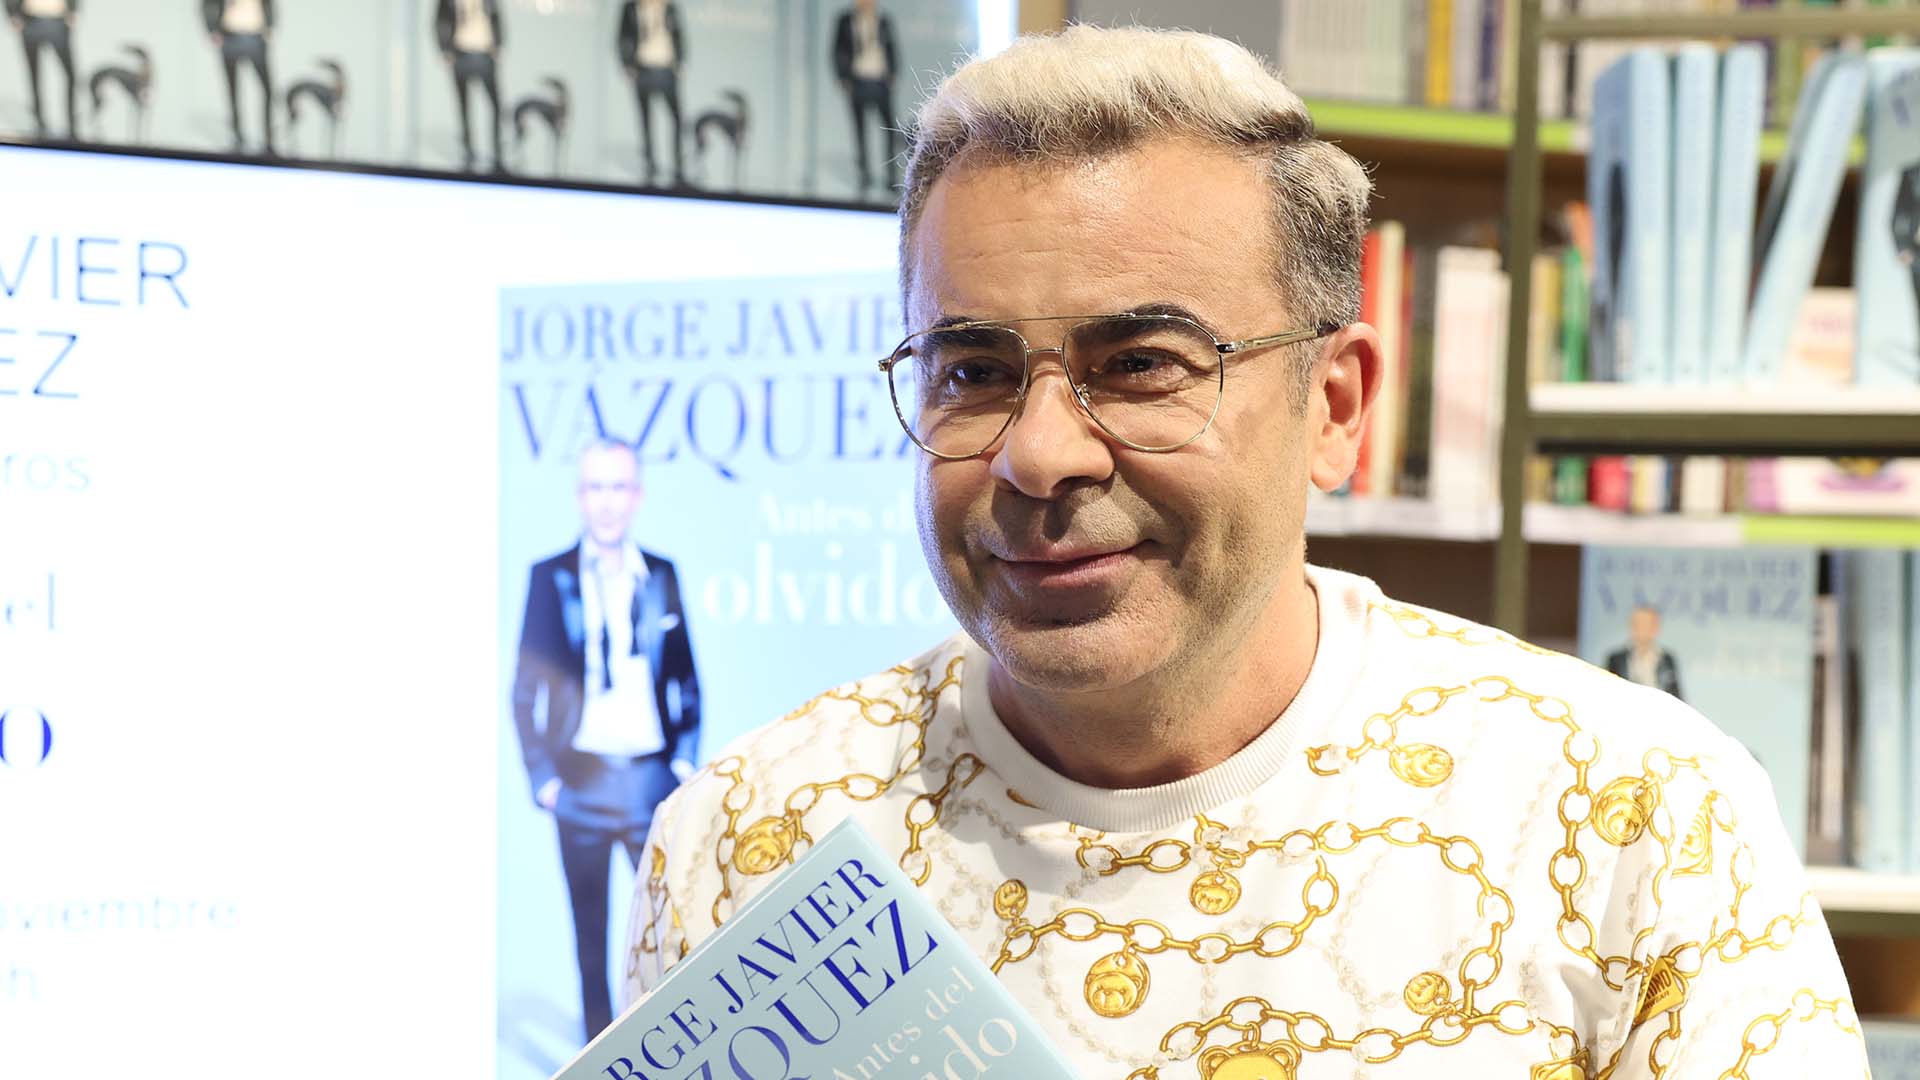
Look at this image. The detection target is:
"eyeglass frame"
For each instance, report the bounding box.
[877,311,1344,459]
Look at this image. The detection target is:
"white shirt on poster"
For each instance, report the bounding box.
[851,10,889,81]
[22,0,71,19]
[636,0,676,68]
[453,0,495,53]
[572,538,666,758]
[221,0,267,34]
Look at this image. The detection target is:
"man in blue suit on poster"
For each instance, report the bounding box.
[512,437,700,1042]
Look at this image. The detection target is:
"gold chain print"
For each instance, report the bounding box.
[707,656,968,925]
[1715,991,1862,1080]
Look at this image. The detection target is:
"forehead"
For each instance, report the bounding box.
[905,138,1282,329]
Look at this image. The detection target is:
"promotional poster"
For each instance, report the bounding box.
[0,143,916,1079]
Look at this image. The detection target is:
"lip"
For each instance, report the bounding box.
[994,544,1142,590]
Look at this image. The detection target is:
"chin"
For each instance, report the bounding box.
[970,606,1175,694]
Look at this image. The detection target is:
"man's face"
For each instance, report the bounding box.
[1630,608,1661,649]
[577,445,642,550]
[905,138,1364,693]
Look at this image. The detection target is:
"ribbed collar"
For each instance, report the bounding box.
[958,564,1375,833]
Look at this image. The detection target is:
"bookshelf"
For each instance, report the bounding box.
[1493,0,1920,636]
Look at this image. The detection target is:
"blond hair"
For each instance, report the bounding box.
[900,25,1372,340]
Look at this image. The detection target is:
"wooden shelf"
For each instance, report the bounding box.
[1529,384,1920,456]
[1810,866,1920,922]
[1311,500,1920,548]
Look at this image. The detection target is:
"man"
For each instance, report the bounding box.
[513,439,699,1042]
[626,27,1866,1078]
[435,0,504,173]
[7,0,77,140]
[1607,603,1684,701]
[831,0,899,192]
[201,0,274,155]
[616,0,684,187]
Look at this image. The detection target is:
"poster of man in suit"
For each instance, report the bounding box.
[510,438,700,1042]
[7,0,79,140]
[1606,603,1684,701]
[830,0,897,193]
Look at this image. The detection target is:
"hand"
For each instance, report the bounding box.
[9,17,22,31]
[671,759,694,783]
[536,777,562,810]
[210,32,223,46]
[441,49,453,65]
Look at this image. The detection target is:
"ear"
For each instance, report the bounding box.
[1307,322,1384,493]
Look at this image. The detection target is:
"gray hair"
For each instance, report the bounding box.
[899,25,1372,378]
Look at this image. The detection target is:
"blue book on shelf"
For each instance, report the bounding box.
[1670,43,1718,383]
[1744,53,1868,382]
[1854,49,1920,387]
[1708,44,1766,384]
[1587,49,1672,384]
[552,819,1076,1080]
[1910,551,1920,873]
[1848,550,1909,874]
[1577,546,1818,856]
[1867,1018,1920,1080]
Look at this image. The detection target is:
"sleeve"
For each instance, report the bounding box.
[489,0,502,51]
[882,15,898,80]
[201,0,223,35]
[616,2,636,67]
[662,563,700,772]
[669,5,685,68]
[262,0,273,30]
[510,565,560,794]
[432,0,453,53]
[1596,737,1869,1079]
[831,15,853,81]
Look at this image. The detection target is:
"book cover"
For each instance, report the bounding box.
[1782,286,1858,385]
[1429,246,1508,509]
[1744,53,1868,382]
[1763,458,1920,516]
[1588,49,1673,384]
[1589,456,1631,510]
[1670,43,1719,383]
[1865,1018,1920,1080]
[1708,43,1767,383]
[1854,49,1920,387]
[554,819,1076,1080]
[1577,546,1820,856]
[1677,456,1728,515]
[1846,549,1909,873]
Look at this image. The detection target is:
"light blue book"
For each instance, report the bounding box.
[1707,44,1766,384]
[1577,546,1818,856]
[552,819,1075,1080]
[1910,551,1920,873]
[1669,44,1717,383]
[1847,550,1908,874]
[1587,49,1672,384]
[1867,1018,1920,1080]
[1743,53,1868,382]
[1854,49,1920,388]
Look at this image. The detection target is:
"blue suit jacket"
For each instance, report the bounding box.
[512,544,700,793]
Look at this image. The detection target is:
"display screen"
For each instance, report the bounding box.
[0,145,954,1078]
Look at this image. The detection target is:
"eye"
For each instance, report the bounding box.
[1104,350,1168,376]
[947,359,1013,386]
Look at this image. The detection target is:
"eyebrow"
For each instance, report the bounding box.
[926,301,1217,332]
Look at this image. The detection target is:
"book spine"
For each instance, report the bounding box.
[1808,561,1850,866]
[1478,0,1503,110]
[1626,48,1673,385]
[1708,44,1766,384]
[1354,228,1385,497]
[1669,45,1718,384]
[1453,0,1482,110]
[1406,0,1431,106]
[1429,247,1505,509]
[1677,456,1728,514]
[1368,222,1408,497]
[1528,251,1561,386]
[1588,58,1625,382]
[1590,455,1631,509]
[1560,244,1590,381]
[1908,551,1920,873]
[1427,0,1455,107]
[1401,245,1441,498]
[1849,550,1909,873]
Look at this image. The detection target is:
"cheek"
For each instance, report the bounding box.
[915,460,979,566]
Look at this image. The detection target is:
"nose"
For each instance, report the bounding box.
[987,348,1116,500]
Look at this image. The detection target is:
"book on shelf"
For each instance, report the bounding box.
[1909,549,1920,874]
[1708,43,1767,384]
[1782,286,1860,384]
[1809,557,1851,866]
[1670,42,1720,383]
[1856,48,1920,387]
[1848,549,1909,873]
[552,819,1075,1080]
[1577,545,1821,857]
[1744,52,1868,381]
[1588,48,1673,384]
[1429,245,1509,509]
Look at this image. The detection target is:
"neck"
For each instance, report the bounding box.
[986,567,1319,790]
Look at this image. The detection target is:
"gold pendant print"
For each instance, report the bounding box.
[1675,802,1715,876]
[1633,955,1688,1025]
[1530,1055,1588,1080]
[1198,1041,1300,1080]
[731,815,798,875]
[1389,742,1455,787]
[1402,971,1455,1016]
[1189,869,1243,915]
[992,879,1029,922]
[1591,777,1659,847]
[1084,948,1151,1017]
